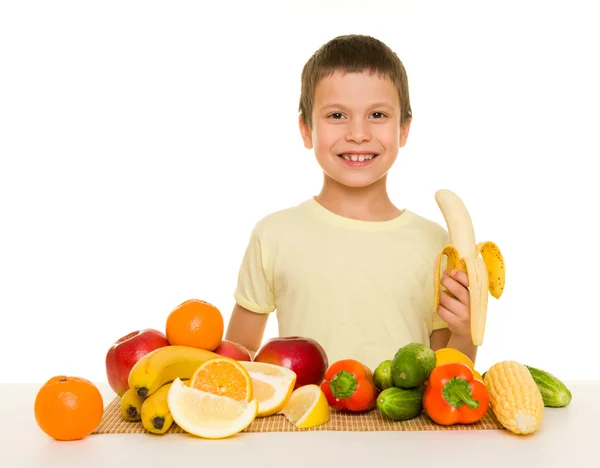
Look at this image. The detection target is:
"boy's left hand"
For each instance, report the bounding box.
[438,269,471,339]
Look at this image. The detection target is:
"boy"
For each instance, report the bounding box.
[224,34,476,371]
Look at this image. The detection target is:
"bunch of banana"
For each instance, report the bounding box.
[118,345,217,434]
[120,387,145,421]
[433,189,505,346]
[140,381,178,434]
[128,345,217,397]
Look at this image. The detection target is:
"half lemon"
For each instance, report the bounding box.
[280,384,330,429]
[167,378,258,439]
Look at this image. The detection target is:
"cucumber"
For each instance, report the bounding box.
[525,365,572,407]
[373,360,393,391]
[391,342,436,389]
[377,386,425,421]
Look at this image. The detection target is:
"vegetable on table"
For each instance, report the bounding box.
[320,359,378,412]
[377,386,425,421]
[391,342,436,388]
[423,362,489,425]
[524,365,572,408]
[434,347,484,381]
[484,361,544,435]
[373,360,393,391]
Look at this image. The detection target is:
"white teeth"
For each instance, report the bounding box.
[341,154,375,161]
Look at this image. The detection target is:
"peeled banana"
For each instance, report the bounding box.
[128,345,218,398]
[141,381,175,435]
[120,387,145,421]
[434,189,505,346]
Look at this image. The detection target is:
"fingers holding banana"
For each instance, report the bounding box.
[438,269,471,331]
[441,269,470,303]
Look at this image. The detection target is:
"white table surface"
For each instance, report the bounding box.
[2,381,598,468]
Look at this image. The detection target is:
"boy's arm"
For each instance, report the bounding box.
[429,328,451,351]
[224,303,269,359]
[429,328,478,365]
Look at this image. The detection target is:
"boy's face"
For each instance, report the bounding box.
[299,70,410,189]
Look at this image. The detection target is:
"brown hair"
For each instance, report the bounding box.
[299,34,412,130]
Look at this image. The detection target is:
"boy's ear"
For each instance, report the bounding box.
[298,115,313,149]
[399,118,412,148]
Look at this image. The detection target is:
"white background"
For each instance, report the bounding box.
[1,0,599,384]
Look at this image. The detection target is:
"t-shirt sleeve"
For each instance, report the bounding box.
[233,225,276,314]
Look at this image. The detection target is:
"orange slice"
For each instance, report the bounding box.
[189,356,252,402]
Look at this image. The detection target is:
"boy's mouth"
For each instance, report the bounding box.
[337,153,379,162]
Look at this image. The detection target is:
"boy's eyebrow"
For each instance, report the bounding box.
[319,102,395,111]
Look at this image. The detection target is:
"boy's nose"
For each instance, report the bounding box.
[345,120,371,143]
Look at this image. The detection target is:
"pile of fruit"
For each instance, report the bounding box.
[33,298,573,442]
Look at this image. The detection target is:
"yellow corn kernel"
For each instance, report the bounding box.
[484,360,544,435]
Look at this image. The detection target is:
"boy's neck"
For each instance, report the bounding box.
[314,176,404,222]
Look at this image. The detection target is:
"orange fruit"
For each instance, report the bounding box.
[188,356,253,402]
[166,299,224,351]
[34,376,104,441]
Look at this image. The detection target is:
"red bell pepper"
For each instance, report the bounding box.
[423,362,490,425]
[320,359,378,412]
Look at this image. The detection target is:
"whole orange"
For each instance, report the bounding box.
[166,299,224,351]
[34,376,104,441]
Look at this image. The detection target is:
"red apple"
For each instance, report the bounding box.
[213,340,252,361]
[254,336,328,389]
[105,329,170,396]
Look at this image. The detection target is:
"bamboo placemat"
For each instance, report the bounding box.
[93,395,504,434]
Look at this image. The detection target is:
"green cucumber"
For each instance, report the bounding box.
[373,360,393,391]
[525,365,572,407]
[391,342,436,388]
[377,386,425,421]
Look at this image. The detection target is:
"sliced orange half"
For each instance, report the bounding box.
[189,356,252,402]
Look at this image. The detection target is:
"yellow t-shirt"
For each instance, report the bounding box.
[234,198,450,371]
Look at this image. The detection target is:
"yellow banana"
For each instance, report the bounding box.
[141,381,175,434]
[120,387,145,421]
[433,189,505,346]
[128,345,218,398]
[141,379,190,435]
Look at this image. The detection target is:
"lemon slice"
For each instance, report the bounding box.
[280,384,330,429]
[239,362,297,417]
[167,378,258,439]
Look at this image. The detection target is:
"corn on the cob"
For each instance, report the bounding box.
[484,360,544,435]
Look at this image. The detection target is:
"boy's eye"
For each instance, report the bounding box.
[327,111,387,119]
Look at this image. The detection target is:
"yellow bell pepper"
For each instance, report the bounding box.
[435,348,483,381]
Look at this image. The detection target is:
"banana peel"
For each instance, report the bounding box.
[434,189,505,345]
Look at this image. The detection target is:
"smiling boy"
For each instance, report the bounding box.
[224,34,476,371]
